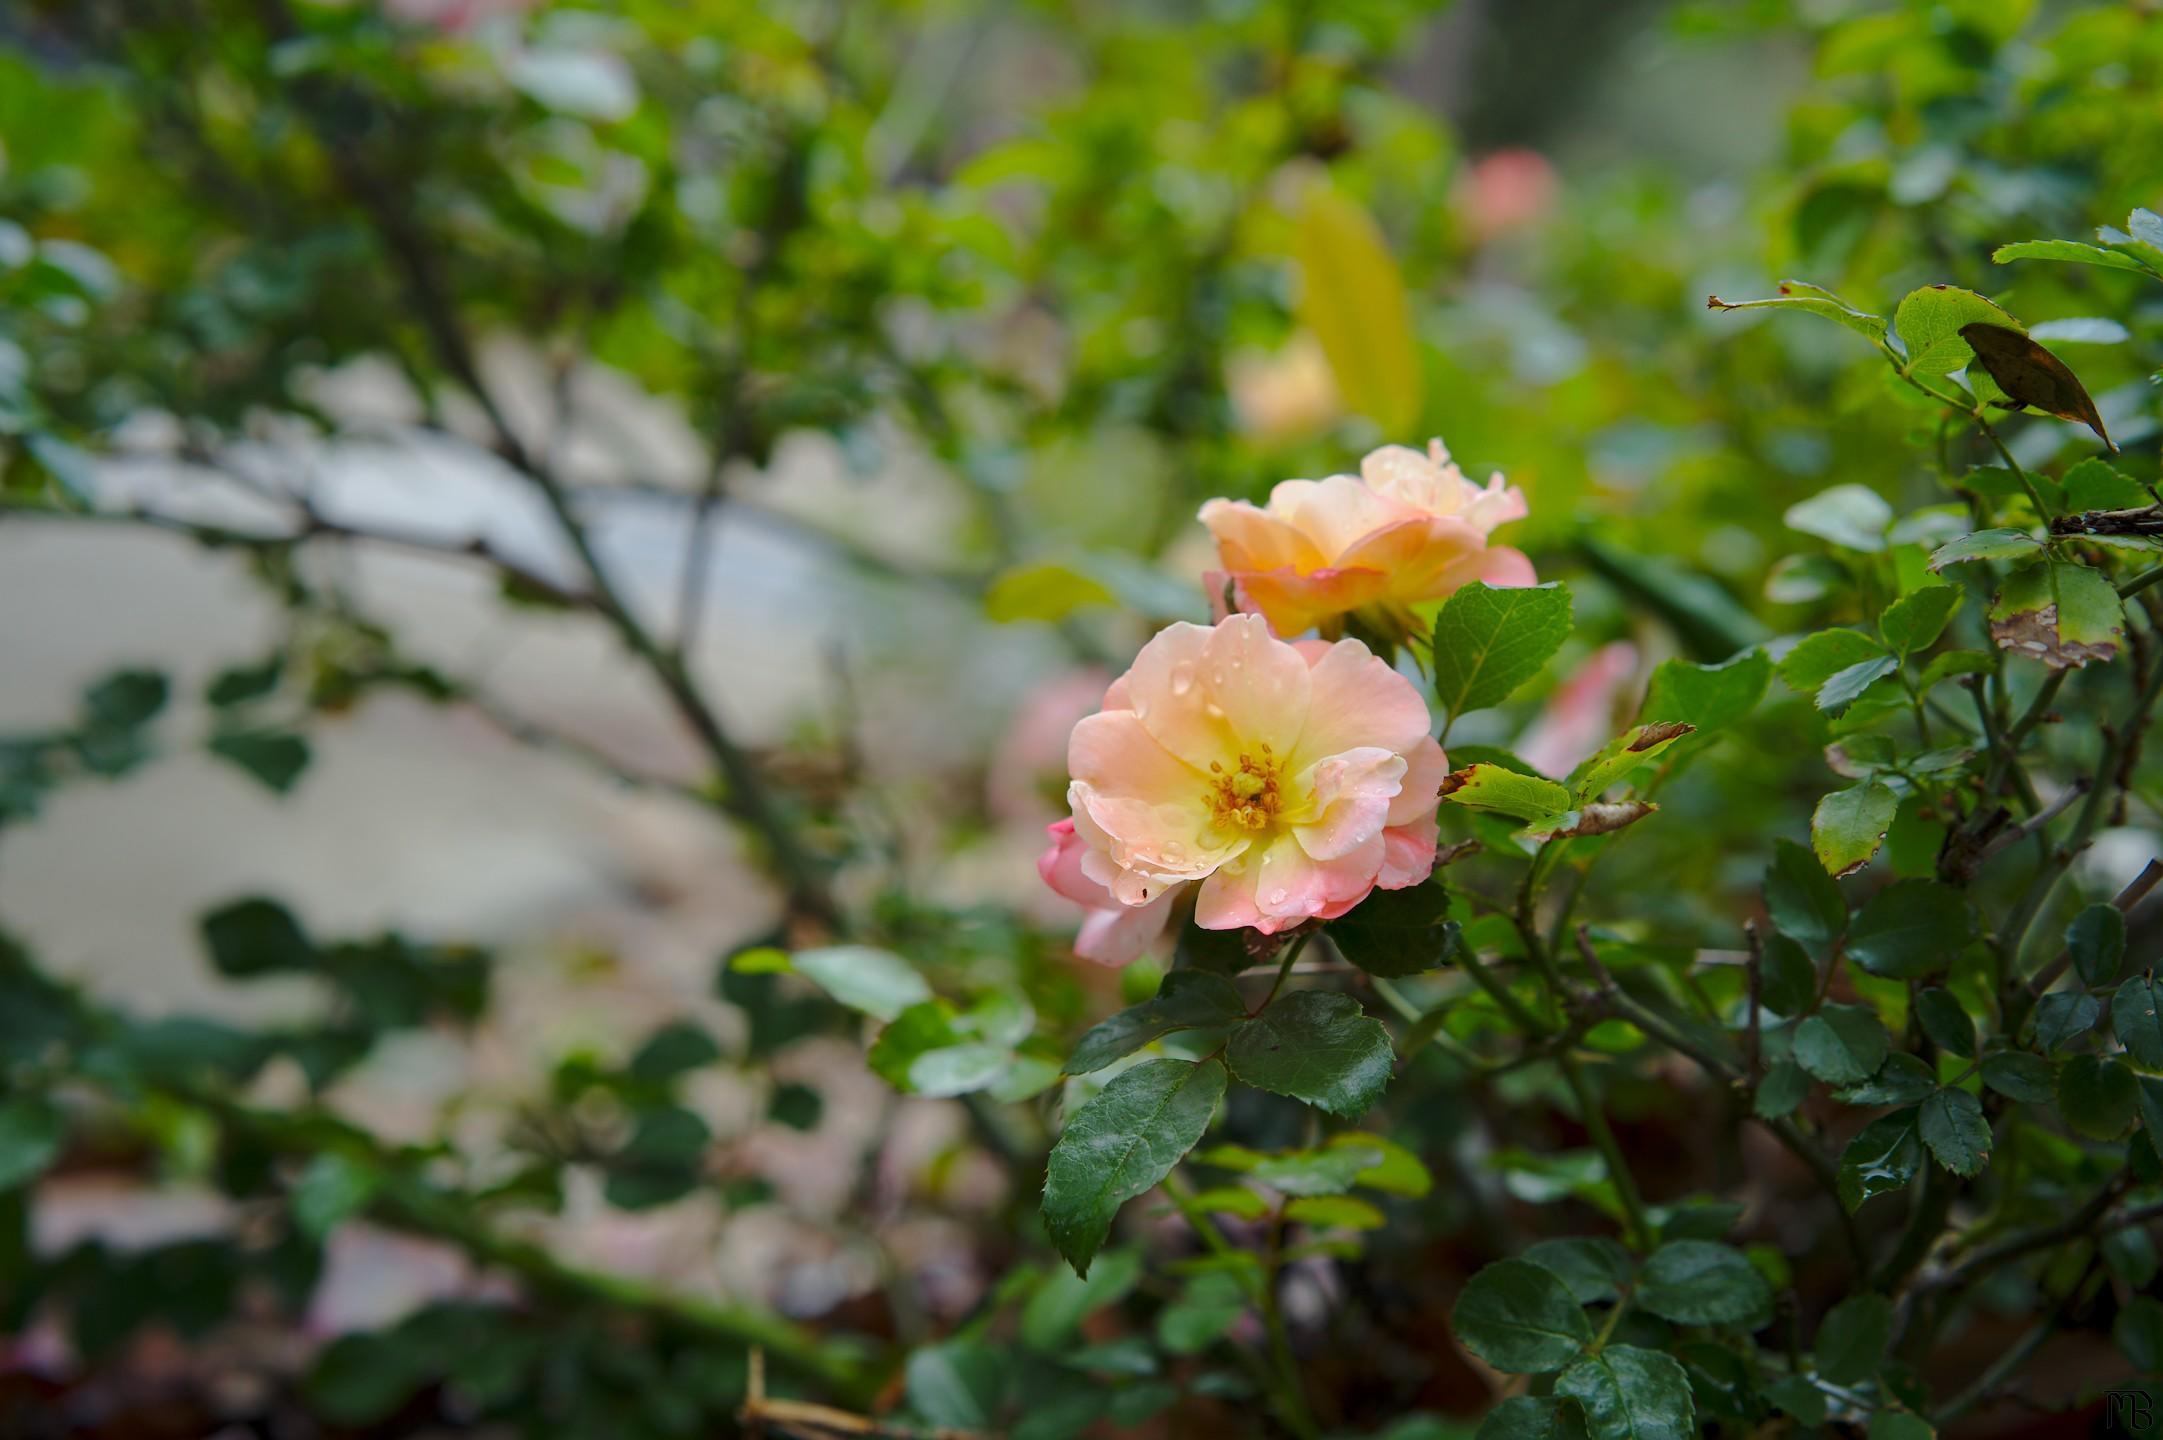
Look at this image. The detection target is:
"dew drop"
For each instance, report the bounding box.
[1267,888,1289,905]
[1170,662,1196,696]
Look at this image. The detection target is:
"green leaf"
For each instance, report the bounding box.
[2137,1076,2163,1161]
[1555,1346,1696,1440]
[1812,782,1899,877]
[2105,1226,2159,1288]
[1918,649,1995,691]
[1021,1247,1143,1349]
[1440,764,1573,823]
[1296,180,1421,433]
[869,998,1023,1098]
[1929,528,2044,570]
[290,1152,384,1239]
[1992,238,2155,274]
[1637,649,1771,730]
[1837,1109,1922,1212]
[791,946,932,1021]
[2121,1299,2163,1375]
[1979,1052,2056,1104]
[2115,974,2163,1069]
[1758,934,1817,1017]
[206,656,284,707]
[2061,458,2150,512]
[1065,972,1246,1075]
[629,1022,722,1083]
[1990,562,2125,670]
[1891,285,2021,375]
[1765,1374,1827,1426]
[0,1097,61,1190]
[1818,656,1898,713]
[1043,1058,1227,1276]
[1636,1240,1771,1327]
[2033,991,2101,1052]
[1868,1411,1936,1440]
[1430,583,1574,720]
[1227,992,1393,1118]
[1795,1004,1889,1084]
[1816,1292,1894,1384]
[906,1342,1003,1429]
[1879,586,1963,657]
[1706,283,1886,341]
[200,897,316,977]
[207,730,312,794]
[1327,882,1459,978]
[1522,1237,1635,1305]
[1283,1194,1384,1229]
[1778,629,1888,693]
[1766,838,1846,958]
[1837,1053,1938,1107]
[1754,1060,1810,1119]
[1475,1396,1590,1440]
[604,1105,710,1209]
[1574,536,1769,663]
[2069,904,2128,988]
[83,668,170,729]
[1848,880,1973,979]
[2058,1054,2138,1139]
[984,561,1117,624]
[1451,1258,1594,1374]
[1157,1272,1247,1355]
[1566,722,1696,802]
[1918,1089,1990,1176]
[1913,988,1975,1058]
[1785,484,1893,552]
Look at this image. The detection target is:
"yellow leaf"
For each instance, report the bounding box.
[983,562,1117,624]
[1294,180,1421,434]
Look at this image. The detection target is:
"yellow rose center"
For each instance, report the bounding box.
[1207,745,1285,833]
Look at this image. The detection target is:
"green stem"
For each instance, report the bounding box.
[1560,1051,1656,1254]
[1458,947,1552,1037]
[181,1084,876,1400]
[2122,564,2163,600]
[1976,416,2054,522]
[1256,932,1315,1013]
[1258,1201,1321,1440]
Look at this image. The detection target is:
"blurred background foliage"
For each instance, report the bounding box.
[0,0,2159,1435]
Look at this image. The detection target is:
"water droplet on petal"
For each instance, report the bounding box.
[1267,888,1288,905]
[1170,663,1196,696]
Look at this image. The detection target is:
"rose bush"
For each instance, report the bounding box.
[1,4,2161,1440]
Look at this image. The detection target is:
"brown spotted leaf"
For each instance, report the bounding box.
[1989,561,2125,669]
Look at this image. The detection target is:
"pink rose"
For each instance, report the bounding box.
[1038,615,1446,963]
[1198,438,1534,637]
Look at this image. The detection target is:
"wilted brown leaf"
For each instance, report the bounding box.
[1960,322,2115,451]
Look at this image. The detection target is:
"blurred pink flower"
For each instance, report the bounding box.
[382,0,534,31]
[1200,439,1533,637]
[1517,641,1641,778]
[988,667,1114,826]
[1039,615,1444,962]
[1460,148,1558,241]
